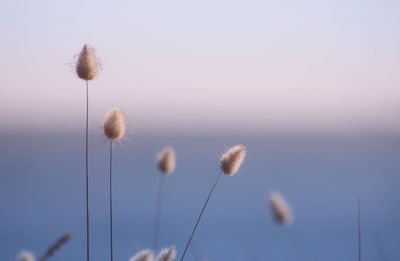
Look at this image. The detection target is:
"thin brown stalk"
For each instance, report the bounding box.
[39,233,73,261]
[180,172,223,261]
[288,230,308,261]
[358,198,361,261]
[375,233,386,261]
[102,108,126,261]
[153,175,165,252]
[110,140,114,261]
[188,241,200,261]
[239,238,257,261]
[85,80,90,261]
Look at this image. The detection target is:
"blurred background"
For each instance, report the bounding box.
[0,0,399,260]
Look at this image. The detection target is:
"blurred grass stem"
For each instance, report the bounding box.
[85,81,90,261]
[153,175,165,252]
[109,140,114,261]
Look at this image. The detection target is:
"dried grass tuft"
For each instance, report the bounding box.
[39,233,73,261]
[17,251,35,261]
[103,108,127,141]
[156,245,176,261]
[129,250,154,261]
[157,147,176,174]
[269,191,293,225]
[76,44,99,81]
[220,145,246,176]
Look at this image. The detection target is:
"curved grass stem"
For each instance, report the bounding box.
[109,140,114,261]
[85,81,90,261]
[153,175,165,252]
[180,172,223,261]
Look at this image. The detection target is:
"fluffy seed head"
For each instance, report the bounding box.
[156,245,176,261]
[157,147,176,174]
[103,108,126,140]
[220,145,246,176]
[39,233,73,261]
[76,44,99,80]
[129,249,154,261]
[17,251,35,261]
[269,191,293,225]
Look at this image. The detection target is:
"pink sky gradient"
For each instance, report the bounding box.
[0,0,399,134]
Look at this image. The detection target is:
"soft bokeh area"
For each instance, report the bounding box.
[0,0,399,260]
[1,132,399,260]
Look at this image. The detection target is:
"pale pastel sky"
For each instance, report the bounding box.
[0,0,399,134]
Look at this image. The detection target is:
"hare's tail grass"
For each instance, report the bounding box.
[39,233,73,261]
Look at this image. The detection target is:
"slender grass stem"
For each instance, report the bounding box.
[189,241,200,261]
[358,198,361,261]
[288,230,307,261]
[109,140,114,261]
[153,174,165,252]
[375,233,385,261]
[180,172,223,261]
[85,80,90,261]
[239,238,257,261]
